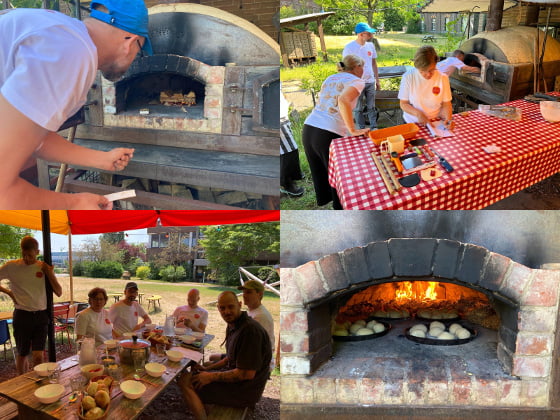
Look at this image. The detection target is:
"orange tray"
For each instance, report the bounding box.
[368,123,419,145]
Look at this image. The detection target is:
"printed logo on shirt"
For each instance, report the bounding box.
[105,318,111,324]
[134,312,138,317]
[432,87,440,95]
[368,51,372,57]
[194,314,200,319]
[36,272,43,278]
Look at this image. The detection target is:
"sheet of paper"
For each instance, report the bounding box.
[170,346,203,364]
[427,122,454,138]
[104,190,136,201]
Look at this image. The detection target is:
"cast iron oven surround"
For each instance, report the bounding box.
[280,238,560,409]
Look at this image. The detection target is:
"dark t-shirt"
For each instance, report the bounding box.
[197,311,272,407]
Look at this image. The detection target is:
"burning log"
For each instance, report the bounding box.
[160,91,197,106]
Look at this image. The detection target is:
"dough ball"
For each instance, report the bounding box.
[456,328,471,339]
[401,309,410,318]
[355,328,374,336]
[355,320,366,327]
[388,310,401,318]
[410,324,428,333]
[430,321,445,330]
[366,320,378,330]
[443,311,458,319]
[373,323,385,333]
[418,310,431,319]
[373,310,386,317]
[333,329,349,336]
[410,329,426,338]
[438,332,455,340]
[335,323,347,330]
[349,324,363,334]
[449,323,462,334]
[429,327,444,337]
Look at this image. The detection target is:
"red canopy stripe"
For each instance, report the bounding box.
[158,210,280,227]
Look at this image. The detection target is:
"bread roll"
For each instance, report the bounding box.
[349,324,363,334]
[438,332,455,340]
[410,324,428,333]
[430,321,445,330]
[366,320,378,330]
[355,320,366,326]
[410,329,426,338]
[373,323,385,333]
[429,327,444,337]
[449,323,462,334]
[355,328,374,336]
[456,328,471,339]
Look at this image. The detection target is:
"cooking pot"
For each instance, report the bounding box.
[118,335,151,365]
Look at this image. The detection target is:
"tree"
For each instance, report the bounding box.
[0,225,32,258]
[101,232,124,244]
[199,222,279,284]
[152,232,191,269]
[317,0,424,29]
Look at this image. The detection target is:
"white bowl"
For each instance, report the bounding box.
[540,101,560,123]
[145,362,165,378]
[80,363,104,379]
[165,350,183,362]
[120,380,146,399]
[174,327,186,335]
[191,331,204,340]
[34,362,59,377]
[104,339,118,349]
[179,335,196,345]
[34,383,65,404]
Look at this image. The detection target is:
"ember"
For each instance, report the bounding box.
[336,281,498,329]
[159,91,196,106]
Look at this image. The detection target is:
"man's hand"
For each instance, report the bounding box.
[70,193,113,210]
[191,371,213,390]
[41,262,54,276]
[348,128,370,137]
[375,80,381,90]
[101,148,134,172]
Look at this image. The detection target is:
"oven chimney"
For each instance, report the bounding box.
[486,0,504,31]
[524,4,541,27]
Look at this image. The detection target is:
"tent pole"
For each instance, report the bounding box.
[41,210,56,362]
[68,234,74,305]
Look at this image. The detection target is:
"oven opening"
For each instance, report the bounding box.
[116,73,206,119]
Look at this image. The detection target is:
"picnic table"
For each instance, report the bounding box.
[0,345,194,419]
[422,35,436,42]
[328,94,560,209]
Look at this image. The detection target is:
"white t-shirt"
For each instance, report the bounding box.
[0,260,47,311]
[304,72,365,136]
[342,40,377,83]
[172,305,208,331]
[398,68,452,123]
[0,8,97,131]
[75,307,113,347]
[248,304,275,369]
[436,57,465,76]
[108,300,147,336]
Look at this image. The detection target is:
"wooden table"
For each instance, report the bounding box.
[0,312,12,321]
[0,347,193,419]
[328,94,560,209]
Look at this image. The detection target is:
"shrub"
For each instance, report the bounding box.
[125,257,144,276]
[136,266,151,280]
[88,261,123,279]
[159,265,186,282]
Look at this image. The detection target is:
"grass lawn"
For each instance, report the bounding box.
[280,33,462,210]
[0,275,280,357]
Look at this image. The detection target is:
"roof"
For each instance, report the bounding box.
[422,0,517,13]
[280,12,336,27]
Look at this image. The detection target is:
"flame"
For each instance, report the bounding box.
[394,281,439,303]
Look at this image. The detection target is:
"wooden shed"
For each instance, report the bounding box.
[280,12,335,67]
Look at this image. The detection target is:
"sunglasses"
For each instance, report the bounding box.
[124,36,145,58]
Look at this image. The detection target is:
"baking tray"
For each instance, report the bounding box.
[333,322,391,342]
[415,314,460,323]
[404,326,477,346]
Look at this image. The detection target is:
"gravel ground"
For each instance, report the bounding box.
[0,342,280,419]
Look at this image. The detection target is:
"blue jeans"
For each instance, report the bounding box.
[353,82,377,129]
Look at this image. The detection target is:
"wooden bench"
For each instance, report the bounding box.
[0,397,18,420]
[422,35,436,43]
[147,295,162,311]
[208,405,251,420]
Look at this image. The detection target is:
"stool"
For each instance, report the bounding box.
[147,295,162,311]
[208,405,251,420]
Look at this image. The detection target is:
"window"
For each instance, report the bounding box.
[431,18,436,32]
[444,17,450,31]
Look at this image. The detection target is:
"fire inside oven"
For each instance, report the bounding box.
[116,73,205,118]
[336,281,497,327]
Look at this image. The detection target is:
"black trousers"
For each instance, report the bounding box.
[302,124,343,209]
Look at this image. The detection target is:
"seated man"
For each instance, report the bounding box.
[172,288,208,333]
[436,49,480,76]
[108,282,151,338]
[177,291,271,420]
[238,280,274,369]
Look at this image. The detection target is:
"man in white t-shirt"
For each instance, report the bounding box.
[342,22,380,129]
[108,282,151,337]
[238,280,275,369]
[0,236,63,374]
[173,288,208,333]
[0,0,154,209]
[436,49,481,76]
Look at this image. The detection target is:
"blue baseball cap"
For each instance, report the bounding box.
[355,22,377,34]
[90,0,153,55]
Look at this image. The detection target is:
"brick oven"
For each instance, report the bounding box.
[281,229,560,418]
[47,2,279,209]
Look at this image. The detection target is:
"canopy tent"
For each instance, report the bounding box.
[0,210,280,361]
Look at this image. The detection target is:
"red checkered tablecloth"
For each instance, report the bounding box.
[328,96,560,209]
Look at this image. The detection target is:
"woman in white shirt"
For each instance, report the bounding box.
[302,54,370,209]
[75,287,113,347]
[398,45,454,130]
